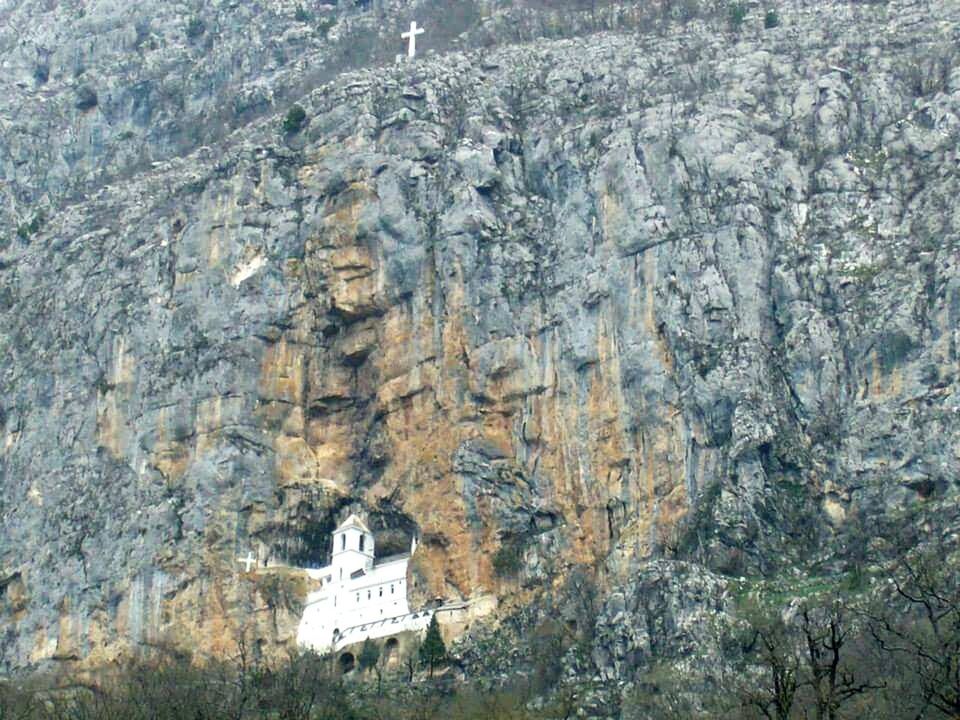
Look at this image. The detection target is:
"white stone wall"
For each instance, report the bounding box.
[333,609,433,651]
[295,516,422,653]
[297,557,413,652]
[338,559,410,626]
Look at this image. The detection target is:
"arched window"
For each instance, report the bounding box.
[367,590,371,600]
[384,637,399,664]
[379,587,383,597]
[359,535,365,552]
[356,593,360,603]
[341,534,346,551]
[390,584,394,594]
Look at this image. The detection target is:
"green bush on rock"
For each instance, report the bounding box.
[283,104,307,134]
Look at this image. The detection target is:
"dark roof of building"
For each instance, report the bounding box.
[374,553,411,567]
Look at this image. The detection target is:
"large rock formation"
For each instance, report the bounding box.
[1,0,959,692]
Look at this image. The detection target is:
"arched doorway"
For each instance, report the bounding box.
[339,652,355,674]
[383,637,399,667]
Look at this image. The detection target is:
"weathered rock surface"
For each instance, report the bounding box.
[1,0,959,698]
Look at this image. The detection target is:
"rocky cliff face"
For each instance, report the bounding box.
[1,0,959,689]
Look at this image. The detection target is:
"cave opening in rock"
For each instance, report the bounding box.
[365,506,419,558]
[281,515,338,568]
[258,489,350,568]
[339,652,355,674]
[261,493,422,569]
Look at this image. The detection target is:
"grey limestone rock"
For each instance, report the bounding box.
[0,0,959,694]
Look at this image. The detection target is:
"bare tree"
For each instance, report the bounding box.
[797,600,879,720]
[738,604,800,720]
[405,636,422,683]
[266,649,333,720]
[0,680,37,720]
[867,549,960,719]
[621,663,710,720]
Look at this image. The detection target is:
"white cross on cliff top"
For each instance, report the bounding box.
[238,551,257,573]
[401,21,425,59]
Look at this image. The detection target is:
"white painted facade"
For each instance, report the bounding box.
[297,515,430,652]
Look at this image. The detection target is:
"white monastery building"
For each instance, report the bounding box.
[296,515,432,652]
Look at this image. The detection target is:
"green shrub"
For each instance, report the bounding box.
[294,4,311,22]
[186,16,205,39]
[764,8,780,28]
[728,2,748,31]
[74,85,98,110]
[16,212,44,242]
[255,571,305,613]
[492,537,524,577]
[283,104,307,134]
[316,14,336,36]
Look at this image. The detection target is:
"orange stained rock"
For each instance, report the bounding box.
[258,338,306,405]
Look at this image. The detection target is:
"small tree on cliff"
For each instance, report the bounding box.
[359,638,384,695]
[359,638,380,673]
[737,600,800,720]
[404,637,421,682]
[420,615,446,677]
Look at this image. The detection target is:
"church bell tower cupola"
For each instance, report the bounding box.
[331,514,375,578]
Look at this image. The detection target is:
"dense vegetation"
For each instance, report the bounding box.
[0,545,957,719]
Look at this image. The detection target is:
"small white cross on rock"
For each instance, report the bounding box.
[238,551,257,573]
[401,21,425,59]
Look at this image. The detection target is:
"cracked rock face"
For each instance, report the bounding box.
[1,0,959,679]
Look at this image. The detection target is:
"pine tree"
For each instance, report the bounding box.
[359,638,380,672]
[359,638,383,694]
[419,614,446,677]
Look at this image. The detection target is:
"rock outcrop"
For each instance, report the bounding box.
[1,0,959,695]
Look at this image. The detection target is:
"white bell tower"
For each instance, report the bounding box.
[331,514,374,580]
